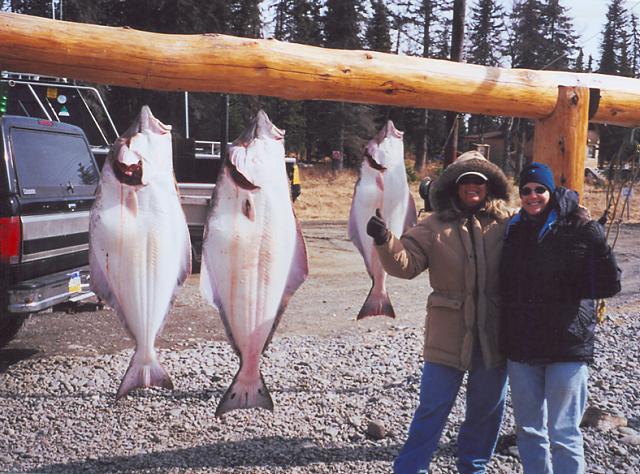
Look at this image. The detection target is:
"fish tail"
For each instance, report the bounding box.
[115,353,173,401]
[356,286,396,320]
[215,370,274,417]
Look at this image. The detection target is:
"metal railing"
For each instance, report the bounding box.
[1,71,119,146]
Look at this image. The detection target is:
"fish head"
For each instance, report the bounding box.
[110,106,173,187]
[226,110,285,189]
[365,120,404,172]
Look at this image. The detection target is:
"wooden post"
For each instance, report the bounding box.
[533,86,590,200]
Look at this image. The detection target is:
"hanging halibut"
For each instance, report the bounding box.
[348,120,417,319]
[89,106,191,400]
[200,110,308,417]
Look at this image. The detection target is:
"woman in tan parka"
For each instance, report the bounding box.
[366,150,512,474]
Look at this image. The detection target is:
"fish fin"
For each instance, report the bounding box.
[88,255,118,311]
[199,253,223,312]
[357,284,396,320]
[88,233,123,316]
[115,353,173,401]
[403,194,418,232]
[263,218,309,351]
[199,262,241,355]
[215,369,273,417]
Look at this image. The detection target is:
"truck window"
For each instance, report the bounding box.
[10,127,99,198]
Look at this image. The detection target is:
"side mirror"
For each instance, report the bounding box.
[419,178,433,212]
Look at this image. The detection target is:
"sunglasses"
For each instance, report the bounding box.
[520,186,548,196]
[457,175,487,185]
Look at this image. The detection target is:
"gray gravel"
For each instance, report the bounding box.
[0,294,638,473]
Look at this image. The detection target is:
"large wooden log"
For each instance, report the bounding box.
[1,12,640,127]
[533,86,590,199]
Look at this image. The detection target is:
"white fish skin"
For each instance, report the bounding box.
[89,106,191,400]
[348,120,417,319]
[199,110,308,417]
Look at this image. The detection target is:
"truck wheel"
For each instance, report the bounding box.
[0,314,29,348]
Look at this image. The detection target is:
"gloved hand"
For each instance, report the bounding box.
[367,209,390,245]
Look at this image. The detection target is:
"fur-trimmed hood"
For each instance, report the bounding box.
[429,150,511,221]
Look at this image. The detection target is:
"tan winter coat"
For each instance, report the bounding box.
[376,213,508,371]
[374,150,512,371]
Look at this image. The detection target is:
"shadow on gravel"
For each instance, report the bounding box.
[30,436,400,473]
[0,348,39,373]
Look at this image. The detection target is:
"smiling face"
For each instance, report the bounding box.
[457,181,487,209]
[520,182,550,216]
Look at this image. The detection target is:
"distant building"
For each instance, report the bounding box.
[462,128,600,169]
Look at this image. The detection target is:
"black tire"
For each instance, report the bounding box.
[0,313,29,349]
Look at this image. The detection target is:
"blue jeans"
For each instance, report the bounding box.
[508,360,589,474]
[394,347,507,474]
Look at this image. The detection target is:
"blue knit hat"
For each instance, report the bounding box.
[519,162,555,192]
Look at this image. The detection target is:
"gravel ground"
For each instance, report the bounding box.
[0,222,638,473]
[0,295,638,473]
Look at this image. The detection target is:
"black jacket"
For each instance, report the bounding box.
[500,187,621,364]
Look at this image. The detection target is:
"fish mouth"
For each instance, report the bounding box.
[365,150,386,171]
[113,160,143,186]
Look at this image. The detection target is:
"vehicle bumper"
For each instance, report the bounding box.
[7,266,93,314]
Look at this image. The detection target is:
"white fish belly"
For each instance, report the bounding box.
[382,164,412,236]
[203,182,296,356]
[91,183,188,351]
[350,171,384,273]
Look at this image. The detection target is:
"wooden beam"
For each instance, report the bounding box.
[1,12,640,126]
[533,86,590,199]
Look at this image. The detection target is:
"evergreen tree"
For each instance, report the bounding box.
[619,28,634,77]
[631,13,640,76]
[433,1,453,60]
[321,0,373,166]
[229,0,262,38]
[324,0,363,50]
[509,0,546,69]
[366,0,392,53]
[539,0,577,71]
[289,0,323,45]
[8,0,52,17]
[466,0,507,137]
[466,0,505,67]
[599,0,629,75]
[575,48,585,72]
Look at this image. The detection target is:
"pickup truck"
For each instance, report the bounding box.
[0,115,98,346]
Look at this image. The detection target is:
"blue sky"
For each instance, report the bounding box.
[503,0,640,62]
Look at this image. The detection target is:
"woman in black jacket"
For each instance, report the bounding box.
[500,162,620,474]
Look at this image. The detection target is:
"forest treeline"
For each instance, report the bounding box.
[2,0,638,171]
